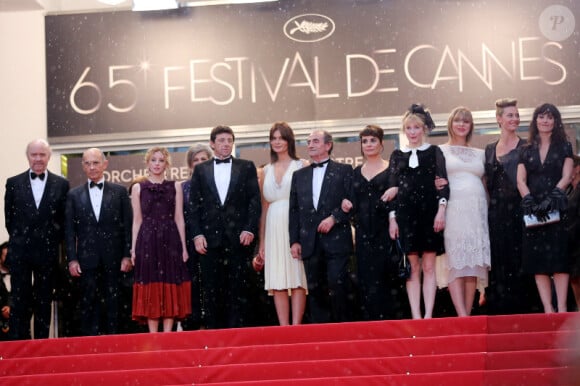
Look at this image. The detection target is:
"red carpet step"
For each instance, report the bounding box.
[1,313,578,385]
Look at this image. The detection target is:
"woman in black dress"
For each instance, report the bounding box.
[342,125,398,320]
[516,103,574,313]
[388,105,449,319]
[484,98,537,314]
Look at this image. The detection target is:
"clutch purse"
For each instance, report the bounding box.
[396,238,411,280]
[523,210,560,228]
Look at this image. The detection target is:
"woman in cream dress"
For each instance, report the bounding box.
[257,122,308,325]
[440,107,491,317]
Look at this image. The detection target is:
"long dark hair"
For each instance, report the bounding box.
[528,103,568,146]
[269,121,298,163]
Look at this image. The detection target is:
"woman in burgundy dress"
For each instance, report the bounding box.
[131,147,191,332]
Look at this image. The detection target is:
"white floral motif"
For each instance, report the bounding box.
[290,20,328,35]
[448,146,479,163]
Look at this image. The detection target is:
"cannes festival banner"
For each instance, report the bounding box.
[45,0,579,140]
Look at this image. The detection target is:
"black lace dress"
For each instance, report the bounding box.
[485,139,538,314]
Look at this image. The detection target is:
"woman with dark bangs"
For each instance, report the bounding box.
[517,103,574,313]
[342,125,400,320]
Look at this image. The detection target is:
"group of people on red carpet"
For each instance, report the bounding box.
[3,98,580,339]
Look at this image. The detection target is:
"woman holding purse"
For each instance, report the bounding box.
[516,103,573,313]
[388,104,449,319]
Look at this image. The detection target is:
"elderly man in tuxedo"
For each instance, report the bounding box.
[187,125,261,329]
[65,148,133,336]
[4,139,70,339]
[289,130,354,323]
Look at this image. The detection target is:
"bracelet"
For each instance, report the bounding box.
[439,198,447,207]
[388,211,396,220]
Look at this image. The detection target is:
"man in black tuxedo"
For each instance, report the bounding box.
[289,130,354,323]
[65,148,133,336]
[187,125,261,329]
[4,139,70,339]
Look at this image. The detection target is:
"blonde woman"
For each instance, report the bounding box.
[440,107,491,317]
[131,147,191,332]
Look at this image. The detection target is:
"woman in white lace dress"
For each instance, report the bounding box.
[440,107,491,317]
[257,122,308,325]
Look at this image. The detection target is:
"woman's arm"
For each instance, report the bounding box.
[130,183,143,265]
[556,157,574,191]
[257,166,270,259]
[174,181,189,262]
[516,163,530,198]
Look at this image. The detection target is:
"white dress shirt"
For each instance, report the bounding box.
[88,178,105,221]
[214,158,232,205]
[30,170,47,209]
[312,159,329,209]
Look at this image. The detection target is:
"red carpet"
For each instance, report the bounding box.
[1,313,579,385]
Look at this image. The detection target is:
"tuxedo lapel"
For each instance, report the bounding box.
[80,185,98,223]
[36,172,54,214]
[21,173,38,211]
[99,184,113,222]
[302,166,315,210]
[203,162,221,204]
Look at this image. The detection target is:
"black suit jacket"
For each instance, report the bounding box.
[289,160,354,259]
[187,158,261,250]
[65,182,132,270]
[4,170,69,267]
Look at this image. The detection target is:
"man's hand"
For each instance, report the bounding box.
[68,261,82,277]
[194,235,208,255]
[317,216,336,234]
[290,243,302,260]
[120,257,133,272]
[341,199,353,212]
[240,231,255,246]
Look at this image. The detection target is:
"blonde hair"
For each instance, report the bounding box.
[144,146,171,167]
[447,106,474,143]
[495,98,517,118]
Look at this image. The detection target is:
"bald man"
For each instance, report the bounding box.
[4,139,69,339]
[64,148,132,336]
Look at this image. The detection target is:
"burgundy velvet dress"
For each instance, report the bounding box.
[132,180,191,322]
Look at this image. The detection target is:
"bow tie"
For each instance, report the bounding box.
[311,159,329,168]
[214,157,232,164]
[90,181,104,190]
[30,172,46,180]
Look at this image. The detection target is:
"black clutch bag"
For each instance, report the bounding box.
[396,238,411,280]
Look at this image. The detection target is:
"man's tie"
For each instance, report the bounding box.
[310,159,329,168]
[30,172,46,180]
[90,181,104,190]
[214,157,232,164]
